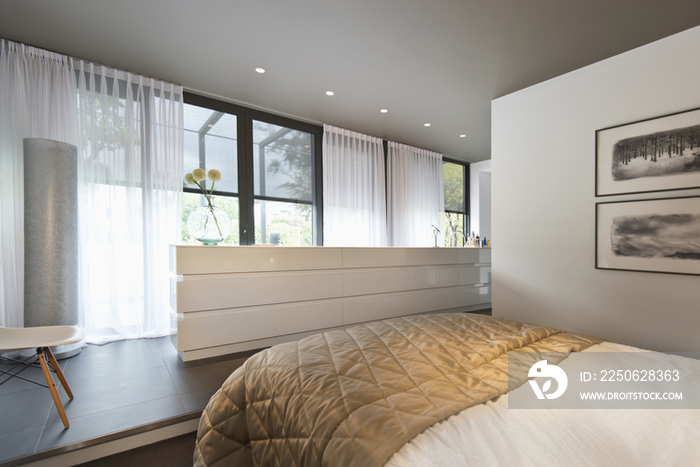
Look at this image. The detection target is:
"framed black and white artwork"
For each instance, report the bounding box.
[596,196,700,276]
[596,107,700,196]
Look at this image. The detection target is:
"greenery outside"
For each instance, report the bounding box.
[443,161,467,247]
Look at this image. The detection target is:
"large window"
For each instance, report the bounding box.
[443,159,469,247]
[182,93,323,245]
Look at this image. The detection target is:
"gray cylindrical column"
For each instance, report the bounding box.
[23,138,79,329]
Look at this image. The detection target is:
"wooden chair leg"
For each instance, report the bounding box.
[46,347,74,399]
[37,348,70,428]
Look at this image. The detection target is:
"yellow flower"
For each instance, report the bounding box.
[192,168,206,182]
[208,169,222,182]
[184,172,196,185]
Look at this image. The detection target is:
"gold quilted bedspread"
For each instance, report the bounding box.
[193,313,602,467]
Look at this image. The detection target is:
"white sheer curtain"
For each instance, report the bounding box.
[387,141,444,246]
[0,39,183,342]
[323,124,386,246]
[75,61,183,344]
[0,40,78,327]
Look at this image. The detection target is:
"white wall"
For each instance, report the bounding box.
[491,25,700,352]
[479,171,491,240]
[470,159,491,240]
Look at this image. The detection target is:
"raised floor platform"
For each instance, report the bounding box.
[0,336,249,467]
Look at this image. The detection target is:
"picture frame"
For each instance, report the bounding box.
[596,196,700,276]
[596,107,700,197]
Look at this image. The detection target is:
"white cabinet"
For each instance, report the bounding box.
[170,246,491,361]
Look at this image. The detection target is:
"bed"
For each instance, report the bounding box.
[193,313,700,467]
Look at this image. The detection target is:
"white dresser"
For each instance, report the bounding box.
[169,246,491,361]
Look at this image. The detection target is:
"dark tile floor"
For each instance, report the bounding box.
[0,336,252,465]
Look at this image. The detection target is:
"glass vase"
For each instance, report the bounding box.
[187,204,231,245]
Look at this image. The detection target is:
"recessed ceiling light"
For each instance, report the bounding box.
[380,109,388,113]
[255,68,265,74]
[326,91,335,96]
[424,123,431,127]
[460,134,466,138]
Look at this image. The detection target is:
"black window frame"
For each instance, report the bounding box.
[183,92,323,245]
[442,157,470,245]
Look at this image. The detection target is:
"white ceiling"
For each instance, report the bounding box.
[2,0,700,162]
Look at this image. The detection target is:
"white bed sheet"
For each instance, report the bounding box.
[385,342,700,467]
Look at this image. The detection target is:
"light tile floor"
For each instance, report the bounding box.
[0,336,252,465]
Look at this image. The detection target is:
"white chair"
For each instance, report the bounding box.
[0,325,84,428]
